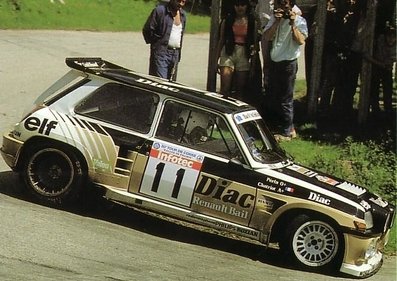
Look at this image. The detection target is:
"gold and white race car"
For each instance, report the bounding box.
[1,58,394,278]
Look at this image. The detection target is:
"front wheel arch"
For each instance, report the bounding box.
[276,211,345,272]
[270,209,345,270]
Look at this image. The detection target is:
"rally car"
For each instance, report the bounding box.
[1,57,394,278]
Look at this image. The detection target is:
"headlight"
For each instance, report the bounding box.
[364,211,374,229]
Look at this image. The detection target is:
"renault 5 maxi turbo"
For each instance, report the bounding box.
[1,58,394,278]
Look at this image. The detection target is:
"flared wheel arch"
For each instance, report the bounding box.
[271,209,345,272]
[19,137,88,205]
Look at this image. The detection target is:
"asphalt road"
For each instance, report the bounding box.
[0,30,395,281]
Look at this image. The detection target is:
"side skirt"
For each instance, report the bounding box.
[98,184,264,243]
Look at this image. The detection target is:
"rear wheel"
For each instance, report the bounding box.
[280,214,343,272]
[22,145,86,205]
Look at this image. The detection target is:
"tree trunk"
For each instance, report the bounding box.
[206,0,222,92]
[358,0,377,125]
[307,0,327,118]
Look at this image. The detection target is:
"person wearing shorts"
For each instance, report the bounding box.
[217,0,257,100]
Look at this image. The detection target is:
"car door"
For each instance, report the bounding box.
[131,100,256,227]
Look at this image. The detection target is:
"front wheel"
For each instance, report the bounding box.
[280,214,343,272]
[22,145,86,205]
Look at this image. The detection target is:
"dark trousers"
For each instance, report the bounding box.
[268,59,298,136]
[149,48,180,81]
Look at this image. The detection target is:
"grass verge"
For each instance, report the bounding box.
[0,0,210,33]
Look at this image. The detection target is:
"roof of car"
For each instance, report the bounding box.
[65,57,254,114]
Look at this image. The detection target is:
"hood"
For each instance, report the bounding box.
[255,162,394,219]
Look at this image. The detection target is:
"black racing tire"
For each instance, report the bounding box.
[279,214,344,272]
[21,144,86,206]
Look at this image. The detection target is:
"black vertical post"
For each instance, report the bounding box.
[207,0,222,92]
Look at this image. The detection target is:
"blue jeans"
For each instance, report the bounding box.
[268,59,297,136]
[149,48,180,81]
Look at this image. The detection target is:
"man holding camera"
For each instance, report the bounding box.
[263,0,307,141]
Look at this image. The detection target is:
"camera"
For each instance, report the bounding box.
[282,10,291,19]
[274,8,292,19]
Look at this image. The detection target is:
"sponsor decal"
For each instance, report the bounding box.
[360,200,371,210]
[257,195,286,213]
[195,175,254,209]
[140,142,204,206]
[287,164,318,177]
[24,117,58,136]
[336,181,366,196]
[135,78,179,92]
[369,197,388,208]
[257,196,274,212]
[151,142,204,169]
[192,196,249,219]
[234,110,261,124]
[93,158,111,172]
[315,175,339,186]
[186,213,259,238]
[11,130,21,137]
[308,191,331,205]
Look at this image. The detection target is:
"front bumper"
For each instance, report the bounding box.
[340,231,390,277]
[1,133,24,170]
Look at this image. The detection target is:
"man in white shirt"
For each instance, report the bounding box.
[263,0,307,140]
[143,0,187,81]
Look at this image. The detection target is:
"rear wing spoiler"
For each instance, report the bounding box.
[65,57,130,75]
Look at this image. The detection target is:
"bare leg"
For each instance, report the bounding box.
[219,66,234,97]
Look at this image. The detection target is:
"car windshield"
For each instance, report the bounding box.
[234,110,287,164]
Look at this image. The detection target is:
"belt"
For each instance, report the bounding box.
[167,46,180,50]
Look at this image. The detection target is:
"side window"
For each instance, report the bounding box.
[75,83,159,133]
[156,101,243,161]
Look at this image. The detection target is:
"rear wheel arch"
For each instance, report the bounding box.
[18,137,89,205]
[17,137,88,173]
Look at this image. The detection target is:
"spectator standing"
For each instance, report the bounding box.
[260,1,302,94]
[142,0,187,81]
[217,0,258,101]
[263,0,307,140]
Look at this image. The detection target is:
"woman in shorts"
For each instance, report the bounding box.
[217,0,257,100]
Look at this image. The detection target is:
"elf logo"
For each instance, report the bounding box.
[24,117,58,136]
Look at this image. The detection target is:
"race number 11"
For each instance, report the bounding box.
[151,162,185,199]
[140,159,196,206]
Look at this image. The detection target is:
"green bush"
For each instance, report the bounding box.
[309,136,396,203]
[280,134,396,254]
[281,136,396,254]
